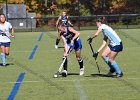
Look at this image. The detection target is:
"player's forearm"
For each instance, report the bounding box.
[97,40,106,52]
[91,29,101,39]
[56,17,61,26]
[68,21,72,25]
[11,28,14,34]
[56,19,60,26]
[56,21,59,26]
[72,32,80,41]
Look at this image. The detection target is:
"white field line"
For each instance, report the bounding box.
[74,80,88,100]
[3,77,140,84]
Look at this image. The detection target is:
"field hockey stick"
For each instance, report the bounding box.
[0,32,10,39]
[54,46,73,78]
[0,30,14,39]
[88,43,100,73]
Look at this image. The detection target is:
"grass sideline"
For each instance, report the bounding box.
[0,29,140,100]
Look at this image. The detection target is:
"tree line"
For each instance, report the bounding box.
[1,0,140,16]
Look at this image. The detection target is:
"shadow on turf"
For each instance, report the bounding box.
[58,46,64,48]
[0,63,14,67]
[85,74,116,78]
[68,73,79,76]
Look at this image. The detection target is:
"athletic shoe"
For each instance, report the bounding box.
[115,72,123,78]
[55,45,58,49]
[79,67,84,76]
[61,70,67,77]
[0,64,6,67]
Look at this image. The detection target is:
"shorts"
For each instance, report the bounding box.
[67,38,82,51]
[0,42,11,47]
[108,42,123,52]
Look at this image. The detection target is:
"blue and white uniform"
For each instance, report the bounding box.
[99,24,123,52]
[61,15,68,26]
[61,27,82,51]
[0,21,12,47]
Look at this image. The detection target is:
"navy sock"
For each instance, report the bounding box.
[56,38,60,45]
[78,59,83,69]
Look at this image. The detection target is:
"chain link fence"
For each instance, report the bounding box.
[1,4,140,32]
[8,14,140,32]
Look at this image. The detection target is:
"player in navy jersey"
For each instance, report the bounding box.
[0,13,14,66]
[55,11,73,49]
[58,24,84,77]
[88,17,123,78]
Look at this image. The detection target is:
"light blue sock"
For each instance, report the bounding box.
[104,57,112,69]
[104,56,109,63]
[111,61,121,74]
[1,53,6,65]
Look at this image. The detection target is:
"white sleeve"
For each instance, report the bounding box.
[8,22,12,29]
[98,26,103,30]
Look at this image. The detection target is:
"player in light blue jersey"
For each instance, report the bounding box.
[88,17,123,78]
[0,13,14,66]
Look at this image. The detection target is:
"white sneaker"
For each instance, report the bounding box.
[55,45,58,49]
[61,70,67,77]
[80,67,84,76]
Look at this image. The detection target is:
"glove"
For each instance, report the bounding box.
[87,37,93,44]
[93,52,99,58]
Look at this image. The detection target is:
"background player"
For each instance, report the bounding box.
[0,13,14,66]
[87,17,123,78]
[55,11,73,49]
[58,24,84,77]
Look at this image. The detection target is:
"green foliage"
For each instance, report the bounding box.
[79,4,90,16]
[3,0,140,15]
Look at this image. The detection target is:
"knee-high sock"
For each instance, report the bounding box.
[104,57,115,72]
[63,57,67,71]
[1,53,6,65]
[111,61,121,74]
[56,38,60,45]
[78,59,83,69]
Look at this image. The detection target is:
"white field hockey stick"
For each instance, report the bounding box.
[54,47,73,78]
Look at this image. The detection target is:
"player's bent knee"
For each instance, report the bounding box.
[109,58,114,63]
[101,53,106,59]
[76,57,81,61]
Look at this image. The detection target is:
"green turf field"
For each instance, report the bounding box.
[0,29,140,100]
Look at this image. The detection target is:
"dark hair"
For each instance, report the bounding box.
[0,13,5,17]
[96,16,106,23]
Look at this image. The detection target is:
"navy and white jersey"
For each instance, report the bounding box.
[0,21,12,42]
[99,24,121,47]
[61,27,75,43]
[61,27,82,50]
[61,15,68,26]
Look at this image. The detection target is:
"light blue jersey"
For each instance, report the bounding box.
[99,24,121,46]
